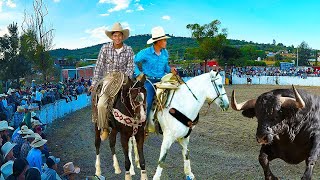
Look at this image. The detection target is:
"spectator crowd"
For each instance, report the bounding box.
[0,77,90,179]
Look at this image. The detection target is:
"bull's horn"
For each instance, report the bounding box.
[279,85,305,109]
[231,90,256,111]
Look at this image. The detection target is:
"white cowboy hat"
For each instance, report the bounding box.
[24,132,39,139]
[31,111,37,117]
[0,160,13,179]
[147,26,171,44]
[1,142,16,159]
[31,120,42,128]
[18,125,34,135]
[30,134,47,148]
[0,121,14,131]
[17,106,25,113]
[105,22,129,41]
[62,162,80,175]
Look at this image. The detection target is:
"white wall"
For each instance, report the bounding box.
[231,75,320,86]
[37,94,91,124]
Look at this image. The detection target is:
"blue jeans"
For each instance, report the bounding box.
[145,79,160,118]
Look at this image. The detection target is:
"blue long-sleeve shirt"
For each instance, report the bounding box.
[134,46,171,78]
[27,148,43,172]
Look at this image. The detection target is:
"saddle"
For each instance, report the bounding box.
[147,73,183,133]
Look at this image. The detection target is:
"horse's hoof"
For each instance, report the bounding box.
[125,172,132,180]
[114,168,121,174]
[186,175,195,180]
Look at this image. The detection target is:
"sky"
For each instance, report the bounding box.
[0,0,320,50]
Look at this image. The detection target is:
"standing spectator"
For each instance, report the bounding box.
[13,106,25,129]
[0,160,14,179]
[6,158,29,180]
[12,125,33,159]
[0,121,14,145]
[20,132,35,159]
[61,162,80,180]
[25,167,41,180]
[42,156,61,180]
[1,142,16,163]
[34,89,43,110]
[26,133,47,172]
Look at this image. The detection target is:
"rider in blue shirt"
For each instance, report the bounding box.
[134,26,177,120]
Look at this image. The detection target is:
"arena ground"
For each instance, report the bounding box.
[46,84,320,180]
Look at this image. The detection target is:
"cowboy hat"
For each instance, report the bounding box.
[30,134,47,148]
[31,120,42,128]
[17,106,25,113]
[63,162,80,175]
[0,160,13,179]
[31,111,37,117]
[1,142,16,159]
[105,22,129,41]
[23,132,37,139]
[0,121,14,131]
[147,26,171,44]
[18,125,34,135]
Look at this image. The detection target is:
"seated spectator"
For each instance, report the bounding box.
[61,162,80,180]
[0,160,14,179]
[25,167,41,180]
[13,106,26,129]
[1,142,16,163]
[12,125,33,159]
[6,158,29,180]
[26,133,47,172]
[0,121,14,145]
[42,156,61,180]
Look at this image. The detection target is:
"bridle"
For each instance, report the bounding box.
[207,72,227,107]
[120,81,146,118]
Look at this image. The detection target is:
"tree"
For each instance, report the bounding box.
[220,46,242,66]
[186,20,227,72]
[298,41,312,66]
[0,23,31,83]
[21,0,55,82]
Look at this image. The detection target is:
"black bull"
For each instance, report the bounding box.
[232,85,320,180]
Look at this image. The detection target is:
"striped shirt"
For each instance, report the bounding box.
[134,46,171,78]
[92,42,134,86]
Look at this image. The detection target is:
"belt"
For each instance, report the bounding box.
[147,77,161,80]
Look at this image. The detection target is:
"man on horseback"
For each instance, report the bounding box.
[90,22,134,141]
[134,26,177,132]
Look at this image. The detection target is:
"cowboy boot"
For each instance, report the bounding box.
[100,128,109,141]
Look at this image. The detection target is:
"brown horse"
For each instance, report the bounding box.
[94,78,147,180]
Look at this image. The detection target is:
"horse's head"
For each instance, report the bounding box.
[206,70,229,111]
[128,80,147,121]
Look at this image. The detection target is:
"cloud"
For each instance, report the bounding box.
[85,26,109,43]
[125,9,133,13]
[135,0,140,2]
[99,0,130,13]
[0,26,9,37]
[6,0,16,8]
[100,13,110,16]
[162,15,170,20]
[0,1,3,12]
[53,0,60,3]
[136,4,144,11]
[120,21,131,30]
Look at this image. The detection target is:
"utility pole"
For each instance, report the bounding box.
[296,47,299,67]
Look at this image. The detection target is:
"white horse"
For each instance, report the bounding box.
[152,70,229,180]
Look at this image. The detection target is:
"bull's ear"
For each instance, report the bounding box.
[242,108,256,118]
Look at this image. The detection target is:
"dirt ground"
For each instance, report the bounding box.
[46,84,320,180]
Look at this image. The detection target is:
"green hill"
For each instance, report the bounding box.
[49,35,297,60]
[50,35,198,60]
